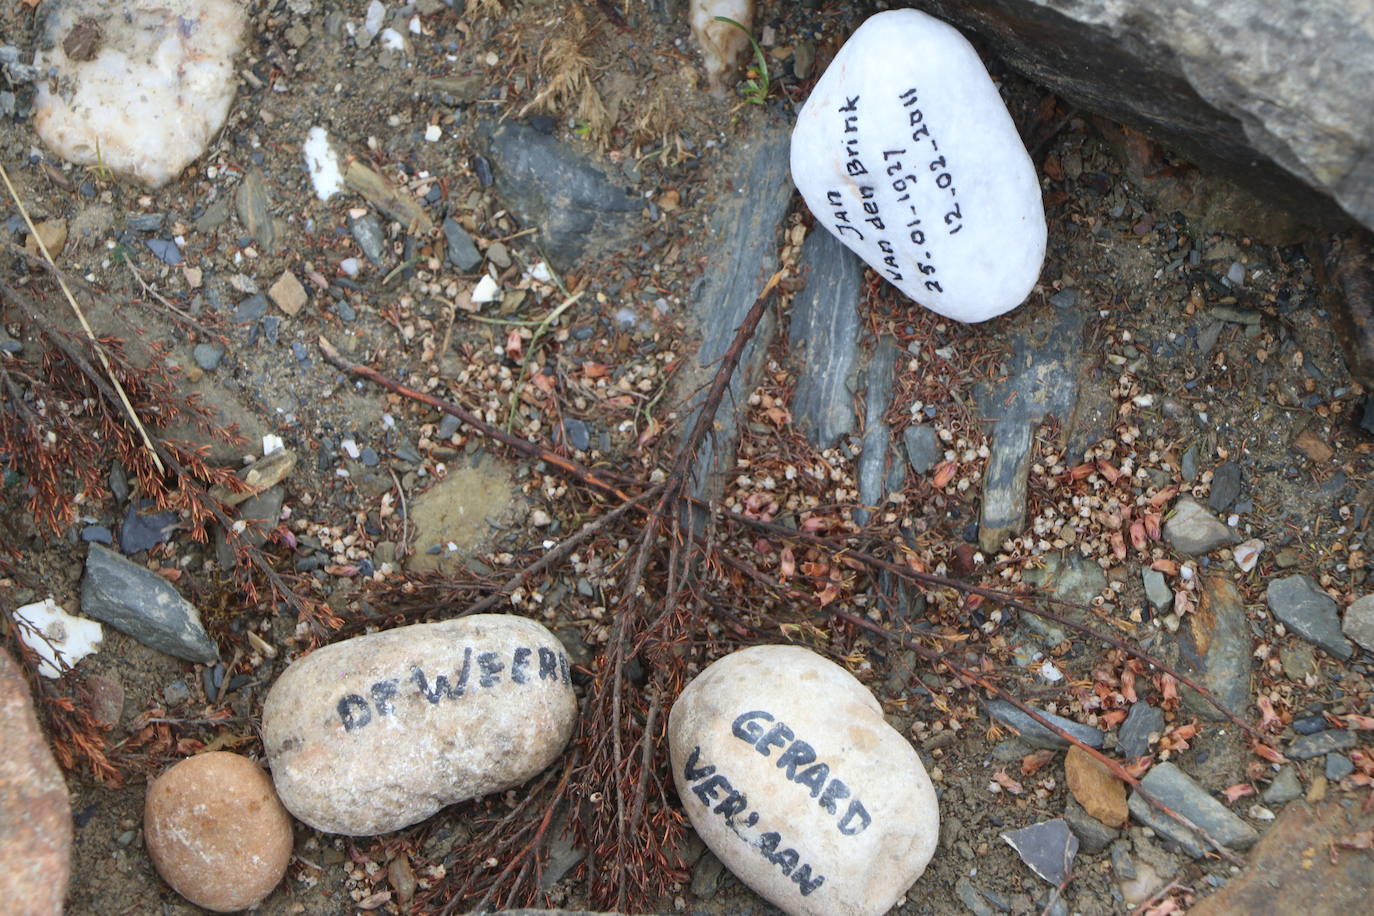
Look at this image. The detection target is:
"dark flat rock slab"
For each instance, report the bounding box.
[977,305,1083,553]
[482,120,645,269]
[1287,729,1358,760]
[681,126,793,504]
[856,338,899,525]
[80,544,218,663]
[1177,575,1252,721]
[788,229,863,448]
[1127,762,1258,857]
[986,699,1104,750]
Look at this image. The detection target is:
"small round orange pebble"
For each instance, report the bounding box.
[144,751,293,912]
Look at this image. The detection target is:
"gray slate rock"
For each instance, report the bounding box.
[1127,762,1258,857]
[1326,754,1355,780]
[855,339,898,525]
[145,238,181,266]
[681,127,792,505]
[1343,594,1374,652]
[1208,461,1241,512]
[1261,766,1301,805]
[955,877,999,916]
[192,342,224,371]
[903,425,941,475]
[1266,574,1353,660]
[1287,730,1358,760]
[235,168,276,253]
[80,544,219,663]
[788,229,862,448]
[1063,795,1119,854]
[1164,497,1234,555]
[481,120,645,269]
[234,294,269,324]
[1177,575,1252,721]
[920,0,1372,230]
[350,213,386,265]
[1118,701,1164,757]
[442,217,483,271]
[977,306,1083,554]
[985,700,1104,750]
[119,499,178,554]
[1142,569,1173,613]
[1020,551,1104,643]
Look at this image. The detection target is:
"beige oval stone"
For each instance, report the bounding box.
[144,751,292,913]
[669,645,939,916]
[262,614,577,835]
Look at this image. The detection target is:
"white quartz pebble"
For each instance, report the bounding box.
[33,0,246,190]
[262,615,577,835]
[669,645,939,916]
[790,10,1046,322]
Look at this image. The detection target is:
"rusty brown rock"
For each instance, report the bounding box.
[1189,798,1374,915]
[1064,745,1127,828]
[0,647,73,916]
[145,751,293,912]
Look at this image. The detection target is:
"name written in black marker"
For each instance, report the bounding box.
[336,645,570,732]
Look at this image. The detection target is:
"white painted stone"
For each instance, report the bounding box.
[14,598,103,678]
[33,0,247,190]
[790,10,1046,323]
[262,614,577,835]
[669,645,939,916]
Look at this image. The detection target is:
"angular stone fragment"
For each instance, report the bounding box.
[0,648,72,915]
[1117,701,1164,758]
[1001,818,1077,885]
[262,615,577,835]
[1127,762,1257,857]
[80,544,219,663]
[669,645,939,916]
[145,752,292,912]
[33,0,247,189]
[269,270,307,317]
[1266,574,1353,660]
[1163,497,1234,555]
[1341,594,1374,653]
[790,10,1045,322]
[1064,746,1127,828]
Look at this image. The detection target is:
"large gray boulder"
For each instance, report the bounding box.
[915,0,1374,231]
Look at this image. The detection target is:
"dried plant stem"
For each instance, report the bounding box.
[0,161,165,474]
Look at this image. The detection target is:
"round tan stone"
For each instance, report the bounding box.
[669,645,939,916]
[144,751,292,913]
[261,614,577,835]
